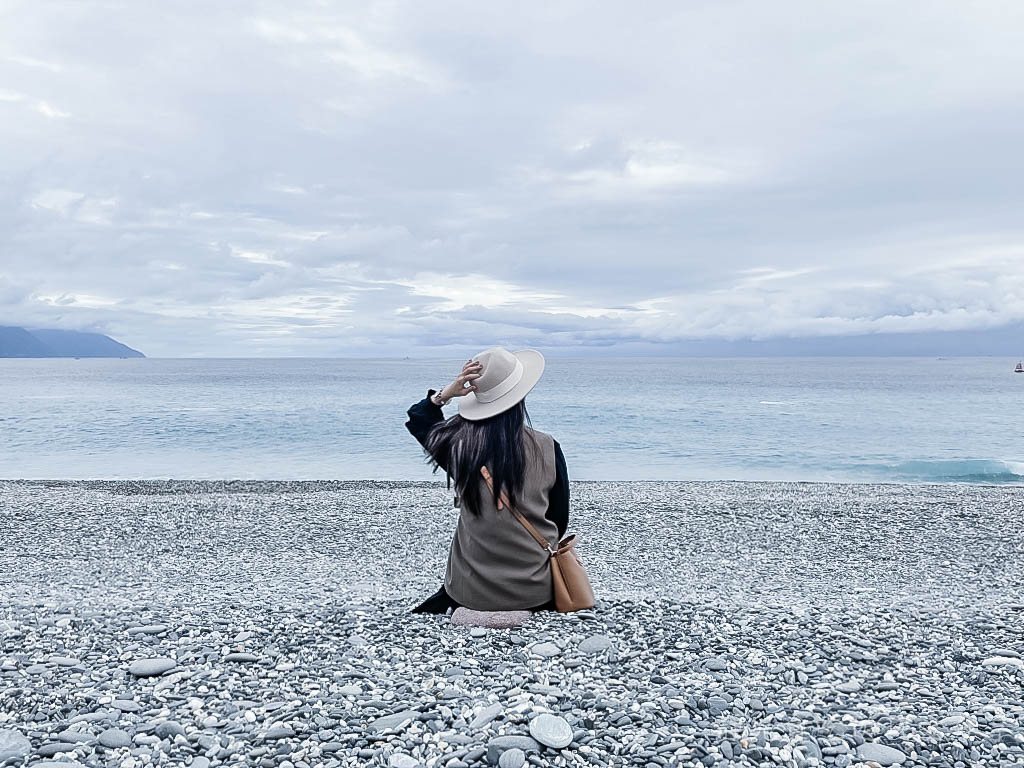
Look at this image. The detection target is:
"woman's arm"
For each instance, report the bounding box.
[404,359,484,469]
[405,390,445,449]
[546,440,570,539]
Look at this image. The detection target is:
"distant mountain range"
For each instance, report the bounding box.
[0,326,144,358]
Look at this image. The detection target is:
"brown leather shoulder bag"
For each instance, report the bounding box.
[480,466,595,613]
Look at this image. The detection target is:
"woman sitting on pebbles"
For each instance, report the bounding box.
[405,346,569,615]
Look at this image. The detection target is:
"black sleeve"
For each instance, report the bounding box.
[405,390,447,469]
[546,440,569,539]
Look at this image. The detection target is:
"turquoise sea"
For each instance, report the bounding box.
[1,357,1022,483]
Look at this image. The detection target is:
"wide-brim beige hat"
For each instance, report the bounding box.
[458,346,545,421]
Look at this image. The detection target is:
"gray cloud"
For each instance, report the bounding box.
[1,0,1022,356]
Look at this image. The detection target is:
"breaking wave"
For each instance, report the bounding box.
[863,459,1024,484]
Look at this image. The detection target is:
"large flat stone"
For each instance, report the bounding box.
[982,656,1024,668]
[128,657,177,677]
[0,729,31,762]
[366,709,420,735]
[528,713,573,749]
[855,742,907,765]
[469,702,504,730]
[578,634,613,654]
[36,743,79,757]
[530,642,561,658]
[223,653,260,663]
[55,729,94,744]
[98,728,132,748]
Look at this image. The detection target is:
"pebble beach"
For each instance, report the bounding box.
[1,479,1022,768]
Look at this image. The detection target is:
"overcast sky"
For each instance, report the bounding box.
[2,1,1023,357]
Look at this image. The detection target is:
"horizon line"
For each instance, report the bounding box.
[3,353,1020,360]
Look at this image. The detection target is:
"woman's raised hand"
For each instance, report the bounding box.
[440,359,483,401]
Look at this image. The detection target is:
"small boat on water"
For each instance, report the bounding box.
[1016,361,1023,373]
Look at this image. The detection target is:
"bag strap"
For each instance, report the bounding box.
[480,466,556,555]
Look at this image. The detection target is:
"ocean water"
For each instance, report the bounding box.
[1,356,1022,483]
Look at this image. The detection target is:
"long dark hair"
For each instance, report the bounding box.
[423,400,534,516]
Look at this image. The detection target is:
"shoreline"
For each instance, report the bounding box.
[3,477,1024,488]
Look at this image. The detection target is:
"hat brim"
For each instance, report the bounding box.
[457,349,545,421]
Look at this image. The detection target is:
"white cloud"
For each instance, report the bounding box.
[231,246,290,267]
[623,141,735,187]
[31,189,84,215]
[36,292,120,309]
[251,19,310,45]
[623,250,1024,341]
[30,190,115,224]
[523,139,741,201]
[396,273,566,311]
[252,15,449,88]
[1,1,1023,356]
[75,197,117,225]
[35,101,70,118]
[7,53,61,72]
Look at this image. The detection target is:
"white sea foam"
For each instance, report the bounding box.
[882,459,1024,483]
